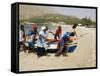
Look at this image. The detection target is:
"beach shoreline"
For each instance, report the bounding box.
[19,26,96,71]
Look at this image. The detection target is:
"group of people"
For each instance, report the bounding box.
[19,23,79,58]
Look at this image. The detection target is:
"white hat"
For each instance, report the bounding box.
[41,26,46,30]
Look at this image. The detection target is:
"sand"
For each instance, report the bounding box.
[19,26,96,71]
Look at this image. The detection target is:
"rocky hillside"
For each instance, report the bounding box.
[19,5,56,20]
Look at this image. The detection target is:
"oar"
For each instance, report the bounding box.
[47,39,60,44]
[78,33,88,37]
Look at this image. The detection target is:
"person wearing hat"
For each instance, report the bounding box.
[36,26,54,57]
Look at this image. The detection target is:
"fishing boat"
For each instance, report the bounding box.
[34,40,77,53]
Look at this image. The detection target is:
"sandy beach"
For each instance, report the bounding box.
[19,26,96,71]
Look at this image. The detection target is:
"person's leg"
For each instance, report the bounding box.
[44,49,50,56]
[27,42,34,53]
[19,42,21,50]
[30,42,36,53]
[42,48,47,55]
[55,40,64,56]
[55,46,64,56]
[57,35,60,39]
[37,47,42,57]
[22,41,27,52]
[19,41,23,51]
[37,47,45,57]
[54,34,57,39]
[62,46,68,56]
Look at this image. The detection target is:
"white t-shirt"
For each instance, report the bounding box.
[19,30,24,42]
[36,30,48,49]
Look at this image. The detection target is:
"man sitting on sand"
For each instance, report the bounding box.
[55,32,79,57]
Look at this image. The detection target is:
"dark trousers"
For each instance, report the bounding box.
[54,34,60,39]
[55,45,67,56]
[19,41,24,49]
[37,47,46,57]
[19,41,27,52]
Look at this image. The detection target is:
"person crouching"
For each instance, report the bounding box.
[55,32,79,57]
[36,26,50,57]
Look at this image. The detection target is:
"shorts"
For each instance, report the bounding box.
[28,42,34,49]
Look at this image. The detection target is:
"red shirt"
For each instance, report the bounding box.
[55,28,62,35]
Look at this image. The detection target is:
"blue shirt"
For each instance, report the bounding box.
[27,30,34,36]
[61,32,70,43]
[59,32,70,46]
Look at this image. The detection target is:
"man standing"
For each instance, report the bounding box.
[54,25,62,39]
[19,25,25,51]
[72,24,78,36]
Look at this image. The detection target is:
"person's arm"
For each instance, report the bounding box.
[48,30,55,36]
[60,29,62,34]
[69,36,79,41]
[25,35,30,42]
[39,34,48,41]
[73,29,77,36]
